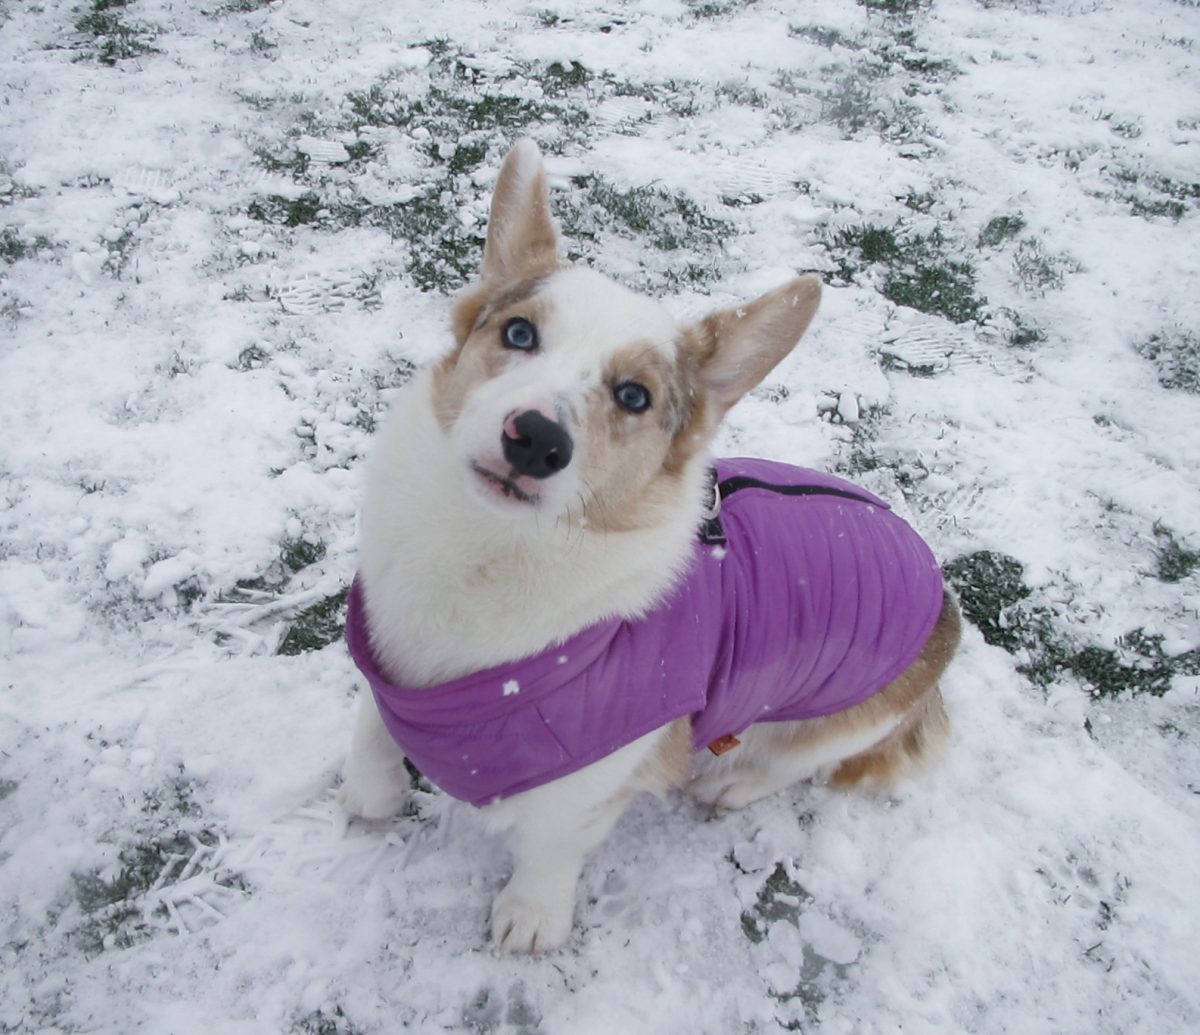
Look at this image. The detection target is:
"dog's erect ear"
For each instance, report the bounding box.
[480,139,561,283]
[684,275,822,421]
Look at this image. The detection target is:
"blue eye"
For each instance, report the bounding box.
[502,317,538,351]
[613,381,652,414]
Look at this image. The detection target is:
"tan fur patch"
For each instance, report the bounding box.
[432,291,553,432]
[765,591,962,789]
[570,341,703,534]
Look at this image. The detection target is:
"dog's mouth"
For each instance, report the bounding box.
[470,462,539,505]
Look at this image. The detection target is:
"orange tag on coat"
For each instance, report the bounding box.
[707,734,741,756]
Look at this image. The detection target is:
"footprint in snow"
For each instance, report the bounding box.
[272,271,361,315]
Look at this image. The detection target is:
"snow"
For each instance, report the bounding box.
[2,0,1200,1033]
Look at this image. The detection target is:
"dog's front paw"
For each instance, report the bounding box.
[337,759,409,821]
[490,880,574,955]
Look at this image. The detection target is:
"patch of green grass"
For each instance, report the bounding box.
[249,47,599,292]
[1115,168,1200,222]
[75,1,158,65]
[232,536,328,596]
[741,862,813,944]
[253,146,310,177]
[790,24,859,48]
[563,174,732,253]
[1007,313,1046,348]
[823,61,929,141]
[1012,237,1079,294]
[345,68,578,145]
[280,536,327,574]
[687,0,753,17]
[1,227,33,263]
[945,550,1200,697]
[141,771,202,820]
[278,587,349,655]
[249,29,277,54]
[1136,329,1200,393]
[541,60,591,95]
[1071,630,1199,699]
[830,223,985,324]
[356,191,480,292]
[248,193,324,228]
[72,827,243,955]
[217,0,277,12]
[557,174,733,289]
[1154,523,1200,583]
[978,214,1026,248]
[859,0,929,14]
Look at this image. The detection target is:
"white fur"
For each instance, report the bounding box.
[356,373,704,687]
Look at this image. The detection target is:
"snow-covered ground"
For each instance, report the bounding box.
[2,0,1199,1032]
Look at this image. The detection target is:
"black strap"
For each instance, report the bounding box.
[696,470,877,545]
[717,475,878,507]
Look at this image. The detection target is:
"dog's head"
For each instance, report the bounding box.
[432,139,821,533]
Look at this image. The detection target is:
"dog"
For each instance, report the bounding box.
[338,139,961,954]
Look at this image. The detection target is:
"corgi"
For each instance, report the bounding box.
[338,139,961,954]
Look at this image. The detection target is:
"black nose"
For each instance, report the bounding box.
[502,410,574,479]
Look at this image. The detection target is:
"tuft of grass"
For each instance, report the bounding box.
[859,0,930,14]
[278,587,349,655]
[558,174,733,289]
[75,1,158,65]
[790,24,858,48]
[232,536,328,596]
[1154,523,1200,583]
[1,226,50,263]
[1,227,30,262]
[217,0,277,12]
[1135,329,1200,393]
[1114,168,1200,222]
[1012,237,1079,295]
[819,70,925,142]
[830,223,985,324]
[72,828,244,955]
[1070,630,1199,700]
[563,174,731,253]
[978,214,1026,248]
[541,60,591,95]
[248,193,324,228]
[687,0,752,17]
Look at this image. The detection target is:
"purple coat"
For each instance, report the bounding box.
[346,458,945,806]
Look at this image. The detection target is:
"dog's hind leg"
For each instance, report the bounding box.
[688,592,962,809]
[829,594,960,790]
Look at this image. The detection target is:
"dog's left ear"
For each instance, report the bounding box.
[684,275,822,421]
[480,138,561,284]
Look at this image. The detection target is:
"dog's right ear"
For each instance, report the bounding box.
[480,139,561,284]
